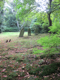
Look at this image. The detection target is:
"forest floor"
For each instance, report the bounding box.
[0,32,60,80]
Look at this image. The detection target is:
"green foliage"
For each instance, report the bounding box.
[2,53,8,56]
[40,62,60,76]
[3,8,18,32]
[14,0,36,32]
[30,12,49,33]
[4,27,19,32]
[49,10,60,34]
[29,62,60,76]
[33,34,60,55]
[25,63,32,71]
[0,7,4,33]
[33,7,60,54]
[0,9,3,23]
[16,57,23,62]
[40,53,56,59]
[4,14,17,27]
[49,21,60,34]
[7,72,18,80]
[30,18,41,34]
[23,76,40,80]
[14,0,35,21]
[14,0,60,34]
[42,23,49,33]
[0,0,4,8]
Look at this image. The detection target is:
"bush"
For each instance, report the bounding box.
[49,21,60,34]
[33,34,60,56]
[4,27,19,32]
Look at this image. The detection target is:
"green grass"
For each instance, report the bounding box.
[0,32,19,36]
[0,32,34,37]
[2,53,8,56]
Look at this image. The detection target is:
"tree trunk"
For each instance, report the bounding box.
[0,29,1,33]
[48,0,52,27]
[0,9,3,33]
[28,28,31,36]
[19,28,24,37]
[48,0,52,33]
[34,28,38,35]
[17,21,20,30]
[0,24,2,33]
[48,13,52,26]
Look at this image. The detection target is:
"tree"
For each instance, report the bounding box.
[3,7,18,32]
[0,0,4,33]
[30,12,49,34]
[14,0,36,37]
[47,0,60,32]
[28,28,31,36]
[47,0,52,27]
[19,28,24,37]
[14,0,60,36]
[0,0,4,8]
[35,0,60,32]
[49,7,60,34]
[14,0,35,21]
[3,0,20,32]
[33,0,60,58]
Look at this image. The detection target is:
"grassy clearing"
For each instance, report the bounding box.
[0,32,60,80]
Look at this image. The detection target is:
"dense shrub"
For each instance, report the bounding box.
[4,27,19,32]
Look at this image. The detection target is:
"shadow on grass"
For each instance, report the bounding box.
[29,62,60,76]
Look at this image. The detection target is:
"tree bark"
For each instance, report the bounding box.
[19,28,24,37]
[0,23,2,33]
[48,0,52,27]
[48,13,52,26]
[0,29,1,33]
[28,28,31,36]
[47,0,52,33]
[34,28,38,35]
